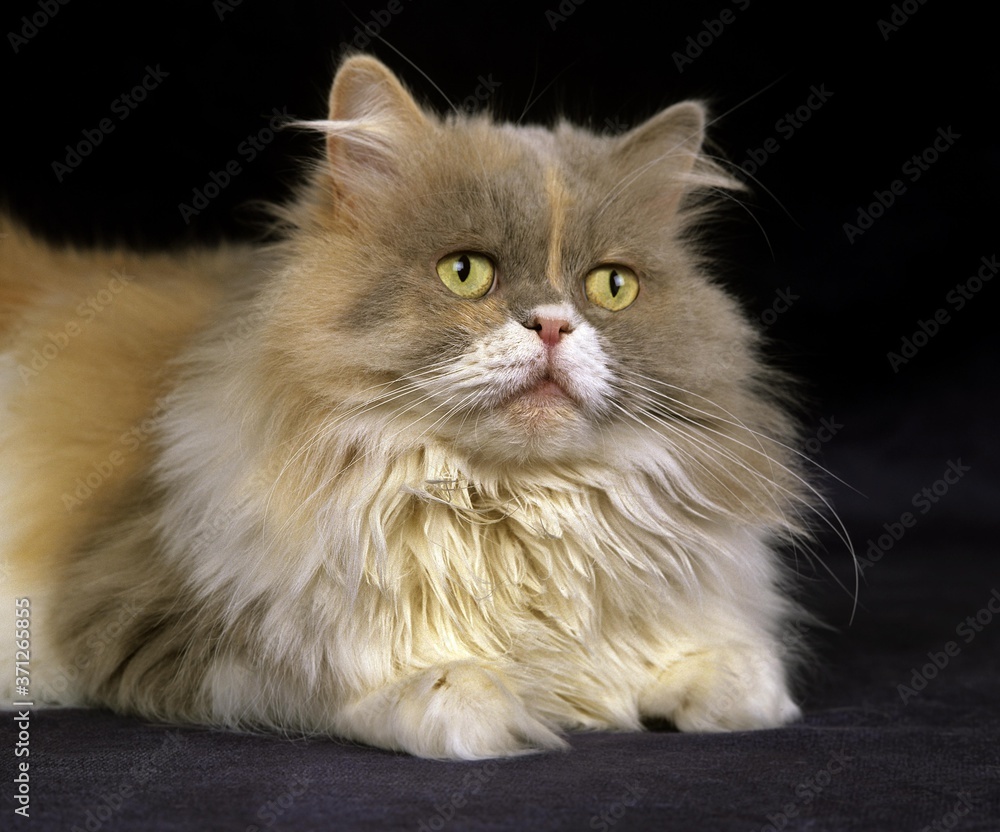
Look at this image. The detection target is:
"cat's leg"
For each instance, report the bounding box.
[639,639,801,731]
[333,660,567,759]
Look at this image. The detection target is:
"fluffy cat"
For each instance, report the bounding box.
[1,54,815,759]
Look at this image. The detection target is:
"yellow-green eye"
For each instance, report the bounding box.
[436,252,495,299]
[585,265,639,311]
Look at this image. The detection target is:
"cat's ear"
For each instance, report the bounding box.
[611,102,739,215]
[320,55,430,186]
[615,101,704,172]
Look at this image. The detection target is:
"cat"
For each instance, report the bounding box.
[1,54,818,759]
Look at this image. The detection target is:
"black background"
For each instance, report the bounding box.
[3,3,1000,829]
[3,0,996,641]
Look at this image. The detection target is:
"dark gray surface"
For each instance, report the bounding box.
[3,1,996,829]
[5,529,998,831]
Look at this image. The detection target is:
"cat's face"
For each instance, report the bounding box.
[265,57,761,467]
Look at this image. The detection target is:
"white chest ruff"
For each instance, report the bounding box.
[167,434,782,712]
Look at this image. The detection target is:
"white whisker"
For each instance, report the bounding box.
[610,373,858,619]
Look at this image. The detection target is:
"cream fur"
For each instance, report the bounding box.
[0,55,819,759]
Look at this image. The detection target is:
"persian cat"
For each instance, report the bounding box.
[1,55,815,759]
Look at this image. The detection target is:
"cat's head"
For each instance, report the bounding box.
[262,56,783,475]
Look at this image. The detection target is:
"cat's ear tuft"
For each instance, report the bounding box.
[327,55,427,130]
[618,101,706,164]
[612,101,740,215]
[314,55,430,187]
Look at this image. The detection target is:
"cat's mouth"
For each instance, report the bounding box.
[527,376,570,399]
[509,371,579,408]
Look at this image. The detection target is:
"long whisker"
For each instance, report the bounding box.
[621,369,862,497]
[595,148,700,221]
[612,375,858,620]
[594,75,789,226]
[350,30,457,114]
[621,377,851,544]
[612,383,804,536]
[259,381,477,562]
[701,152,803,234]
[606,397,768,523]
[260,360,468,518]
[261,367,450,500]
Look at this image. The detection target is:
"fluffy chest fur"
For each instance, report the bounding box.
[151,347,791,735]
[2,55,813,759]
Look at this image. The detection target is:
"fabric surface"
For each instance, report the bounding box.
[4,445,997,830]
[2,2,996,829]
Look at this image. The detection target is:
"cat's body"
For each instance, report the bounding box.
[2,56,811,759]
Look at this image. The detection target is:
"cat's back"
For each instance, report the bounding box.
[0,219,252,685]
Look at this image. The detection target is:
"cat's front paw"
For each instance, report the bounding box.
[639,645,800,732]
[338,661,567,760]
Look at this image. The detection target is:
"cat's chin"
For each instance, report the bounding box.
[458,384,598,465]
[503,391,579,433]
[507,374,578,411]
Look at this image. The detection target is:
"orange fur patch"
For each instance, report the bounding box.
[1,224,231,586]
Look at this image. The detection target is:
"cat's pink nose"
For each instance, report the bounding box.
[523,316,573,348]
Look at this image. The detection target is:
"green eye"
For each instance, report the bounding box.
[585,264,639,311]
[436,252,495,299]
